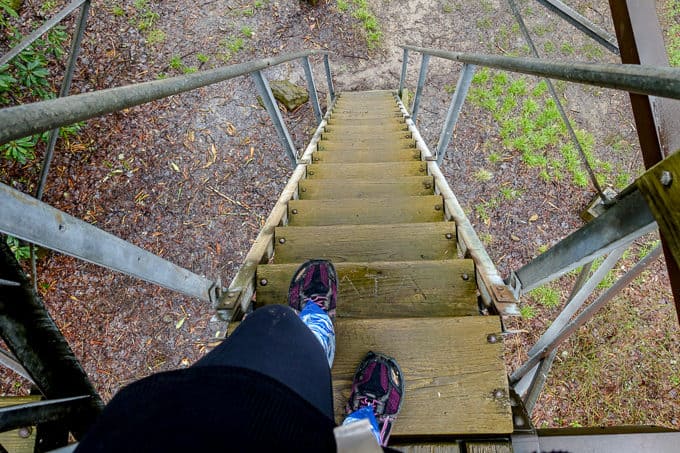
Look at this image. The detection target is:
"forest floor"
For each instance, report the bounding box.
[1,0,678,429]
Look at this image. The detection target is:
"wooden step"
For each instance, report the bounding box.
[273,222,457,263]
[324,123,409,133]
[306,162,426,179]
[331,316,512,436]
[321,131,412,142]
[328,113,403,121]
[287,196,444,226]
[0,396,40,452]
[311,149,420,163]
[318,141,416,152]
[256,260,477,316]
[298,177,433,199]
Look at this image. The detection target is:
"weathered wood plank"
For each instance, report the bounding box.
[0,396,40,453]
[305,162,426,179]
[311,149,420,163]
[288,196,444,226]
[317,142,416,153]
[256,260,478,316]
[394,444,461,453]
[322,132,413,143]
[324,123,409,132]
[464,441,512,453]
[298,177,433,199]
[329,113,403,121]
[273,222,457,263]
[332,317,512,436]
[636,151,680,271]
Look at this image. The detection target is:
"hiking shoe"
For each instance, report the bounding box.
[288,259,337,320]
[346,351,404,446]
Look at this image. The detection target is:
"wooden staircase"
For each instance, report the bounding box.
[240,91,512,445]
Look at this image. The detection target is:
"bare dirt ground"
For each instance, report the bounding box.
[1,0,678,431]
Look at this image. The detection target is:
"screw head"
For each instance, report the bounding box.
[424,182,431,189]
[487,333,498,344]
[308,171,314,176]
[435,205,442,211]
[493,388,505,399]
[260,279,268,286]
[18,427,31,438]
[278,238,286,244]
[660,170,673,187]
[462,273,469,281]
[291,209,298,215]
[445,232,453,240]
[301,187,307,192]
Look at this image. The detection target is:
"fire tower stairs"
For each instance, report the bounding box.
[232,90,514,447]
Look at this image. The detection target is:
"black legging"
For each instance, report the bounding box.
[194,304,334,418]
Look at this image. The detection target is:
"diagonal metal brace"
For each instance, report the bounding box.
[0,183,219,303]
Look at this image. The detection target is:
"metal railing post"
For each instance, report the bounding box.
[435,63,476,166]
[323,54,335,105]
[399,47,409,99]
[251,70,298,166]
[302,56,322,124]
[411,53,430,122]
[36,0,91,201]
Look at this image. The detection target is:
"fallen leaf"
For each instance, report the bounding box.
[225,122,236,136]
[170,162,180,172]
[511,234,520,242]
[529,214,539,222]
[187,130,195,142]
[175,317,186,329]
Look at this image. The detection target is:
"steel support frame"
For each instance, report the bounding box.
[398,48,409,99]
[301,56,322,124]
[535,0,619,54]
[0,242,102,441]
[435,63,476,166]
[410,53,430,122]
[609,0,680,324]
[323,54,335,106]
[507,189,656,296]
[0,396,91,434]
[0,183,219,303]
[507,0,608,201]
[251,70,298,166]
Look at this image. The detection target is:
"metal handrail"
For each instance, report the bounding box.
[0,50,329,145]
[400,45,680,100]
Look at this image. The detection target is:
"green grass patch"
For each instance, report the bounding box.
[529,285,561,308]
[468,68,608,189]
[336,0,382,49]
[666,1,680,66]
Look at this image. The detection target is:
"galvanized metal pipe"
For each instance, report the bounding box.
[0,182,219,303]
[399,48,409,98]
[0,50,328,145]
[536,0,619,54]
[302,56,322,124]
[508,0,608,202]
[0,395,91,433]
[0,0,86,66]
[251,70,298,166]
[400,45,680,101]
[323,54,335,104]
[411,53,430,122]
[435,63,476,166]
[511,245,662,382]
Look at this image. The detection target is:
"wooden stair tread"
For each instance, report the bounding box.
[312,149,420,163]
[0,396,40,452]
[331,317,512,435]
[256,260,478,316]
[324,123,408,131]
[319,134,412,143]
[288,196,444,225]
[306,162,426,179]
[298,177,433,199]
[273,222,457,263]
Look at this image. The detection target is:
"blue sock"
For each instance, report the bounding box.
[342,406,381,444]
[299,301,335,367]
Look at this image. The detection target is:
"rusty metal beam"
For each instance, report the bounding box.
[609,0,680,324]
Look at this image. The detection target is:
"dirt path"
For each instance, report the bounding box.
[2,0,677,430]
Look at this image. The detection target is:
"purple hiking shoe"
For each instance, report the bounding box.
[287,259,338,320]
[346,351,405,446]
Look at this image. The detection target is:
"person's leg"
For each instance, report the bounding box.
[194,304,334,419]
